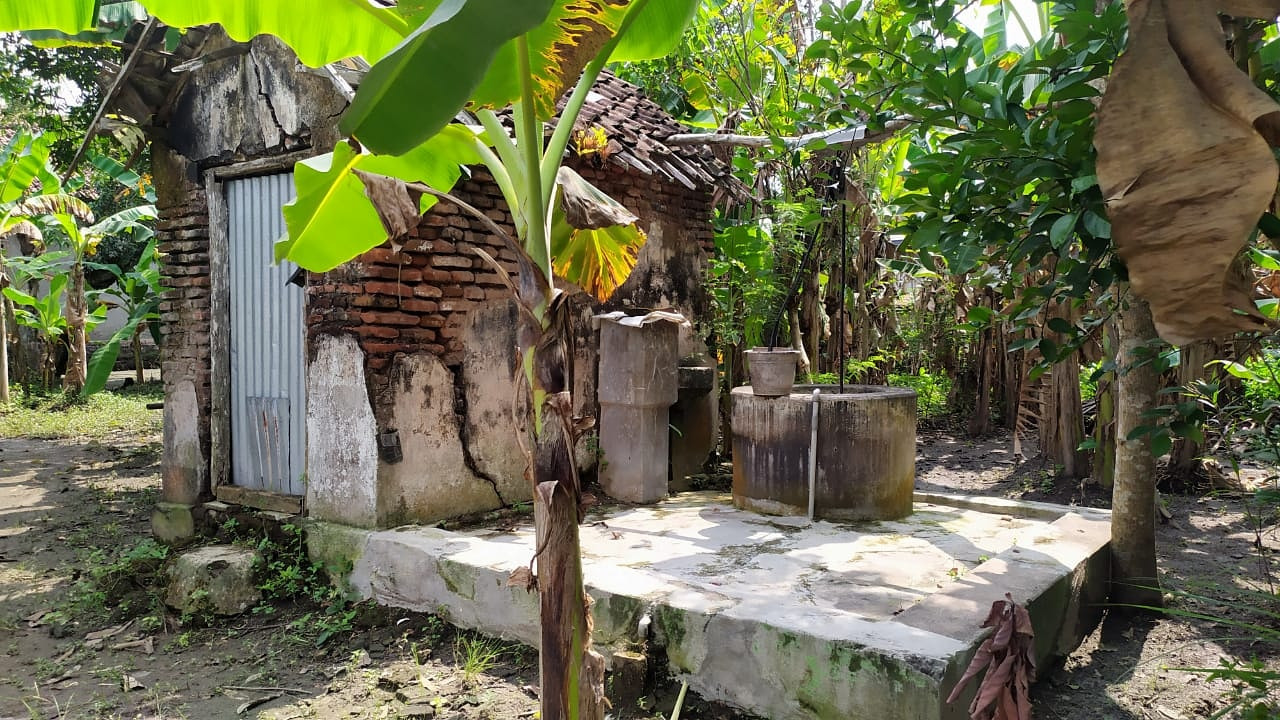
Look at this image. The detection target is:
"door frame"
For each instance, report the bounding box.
[205,152,313,495]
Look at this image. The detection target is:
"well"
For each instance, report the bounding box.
[730,384,916,520]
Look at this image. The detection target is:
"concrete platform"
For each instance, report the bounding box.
[310,492,1110,720]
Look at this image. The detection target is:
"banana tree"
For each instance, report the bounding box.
[2,273,71,388]
[0,131,61,402]
[84,237,164,394]
[312,6,699,718]
[8,195,156,393]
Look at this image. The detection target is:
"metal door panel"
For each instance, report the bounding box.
[227,173,305,495]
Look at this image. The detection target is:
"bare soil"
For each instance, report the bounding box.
[1,426,1277,719]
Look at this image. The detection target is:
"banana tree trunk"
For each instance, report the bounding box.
[0,291,9,404]
[63,260,87,393]
[1112,288,1162,609]
[133,330,145,384]
[1168,339,1215,477]
[533,427,605,720]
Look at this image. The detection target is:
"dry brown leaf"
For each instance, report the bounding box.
[1095,0,1276,344]
[947,593,1036,720]
[507,566,536,592]
[353,170,421,240]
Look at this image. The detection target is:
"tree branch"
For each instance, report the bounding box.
[665,118,913,151]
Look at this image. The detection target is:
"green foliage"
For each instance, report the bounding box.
[454,634,506,687]
[83,238,166,396]
[887,369,951,420]
[55,537,169,626]
[224,522,356,646]
[1079,360,1102,402]
[1239,350,1280,414]
[707,219,781,350]
[830,0,1125,326]
[0,380,163,437]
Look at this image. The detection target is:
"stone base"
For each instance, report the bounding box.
[166,545,261,616]
[151,502,197,543]
[321,491,1110,719]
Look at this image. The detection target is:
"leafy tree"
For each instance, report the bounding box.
[7,192,155,393]
[84,236,163,394]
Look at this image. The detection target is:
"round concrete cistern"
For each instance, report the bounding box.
[730,384,917,521]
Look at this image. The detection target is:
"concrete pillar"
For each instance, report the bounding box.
[155,378,207,542]
[597,319,679,504]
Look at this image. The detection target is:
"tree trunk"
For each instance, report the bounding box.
[133,331,145,384]
[1112,289,1162,609]
[1168,339,1215,478]
[63,260,88,393]
[1041,301,1087,478]
[967,328,993,436]
[1092,318,1119,489]
[533,430,605,720]
[0,290,9,404]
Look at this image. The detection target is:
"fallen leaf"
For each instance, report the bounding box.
[508,566,536,592]
[85,621,132,642]
[236,693,282,714]
[121,674,145,692]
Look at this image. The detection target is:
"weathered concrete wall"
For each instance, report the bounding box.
[161,378,207,505]
[152,31,721,527]
[375,352,505,526]
[304,158,720,522]
[306,334,378,527]
[460,300,530,502]
[583,163,721,484]
[167,32,346,165]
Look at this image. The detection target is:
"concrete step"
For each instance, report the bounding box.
[309,491,1110,720]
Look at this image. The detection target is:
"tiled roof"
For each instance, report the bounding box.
[111,26,737,195]
[560,71,736,194]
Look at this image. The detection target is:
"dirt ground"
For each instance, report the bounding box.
[1,425,1277,719]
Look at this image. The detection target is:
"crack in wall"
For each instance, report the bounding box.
[450,364,508,507]
[247,47,285,148]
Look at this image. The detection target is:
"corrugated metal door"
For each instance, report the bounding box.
[227,173,305,495]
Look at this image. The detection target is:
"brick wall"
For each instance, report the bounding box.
[154,144,213,455]
[306,169,520,370]
[306,160,716,375]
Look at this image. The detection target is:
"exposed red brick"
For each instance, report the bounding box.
[400,299,438,313]
[356,325,400,339]
[400,328,437,343]
[364,281,415,297]
[359,310,420,326]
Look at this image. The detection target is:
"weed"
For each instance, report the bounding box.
[56,537,168,627]
[222,522,357,646]
[454,634,504,686]
[887,369,952,420]
[1142,581,1280,718]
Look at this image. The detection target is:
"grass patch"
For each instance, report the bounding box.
[0,382,163,439]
